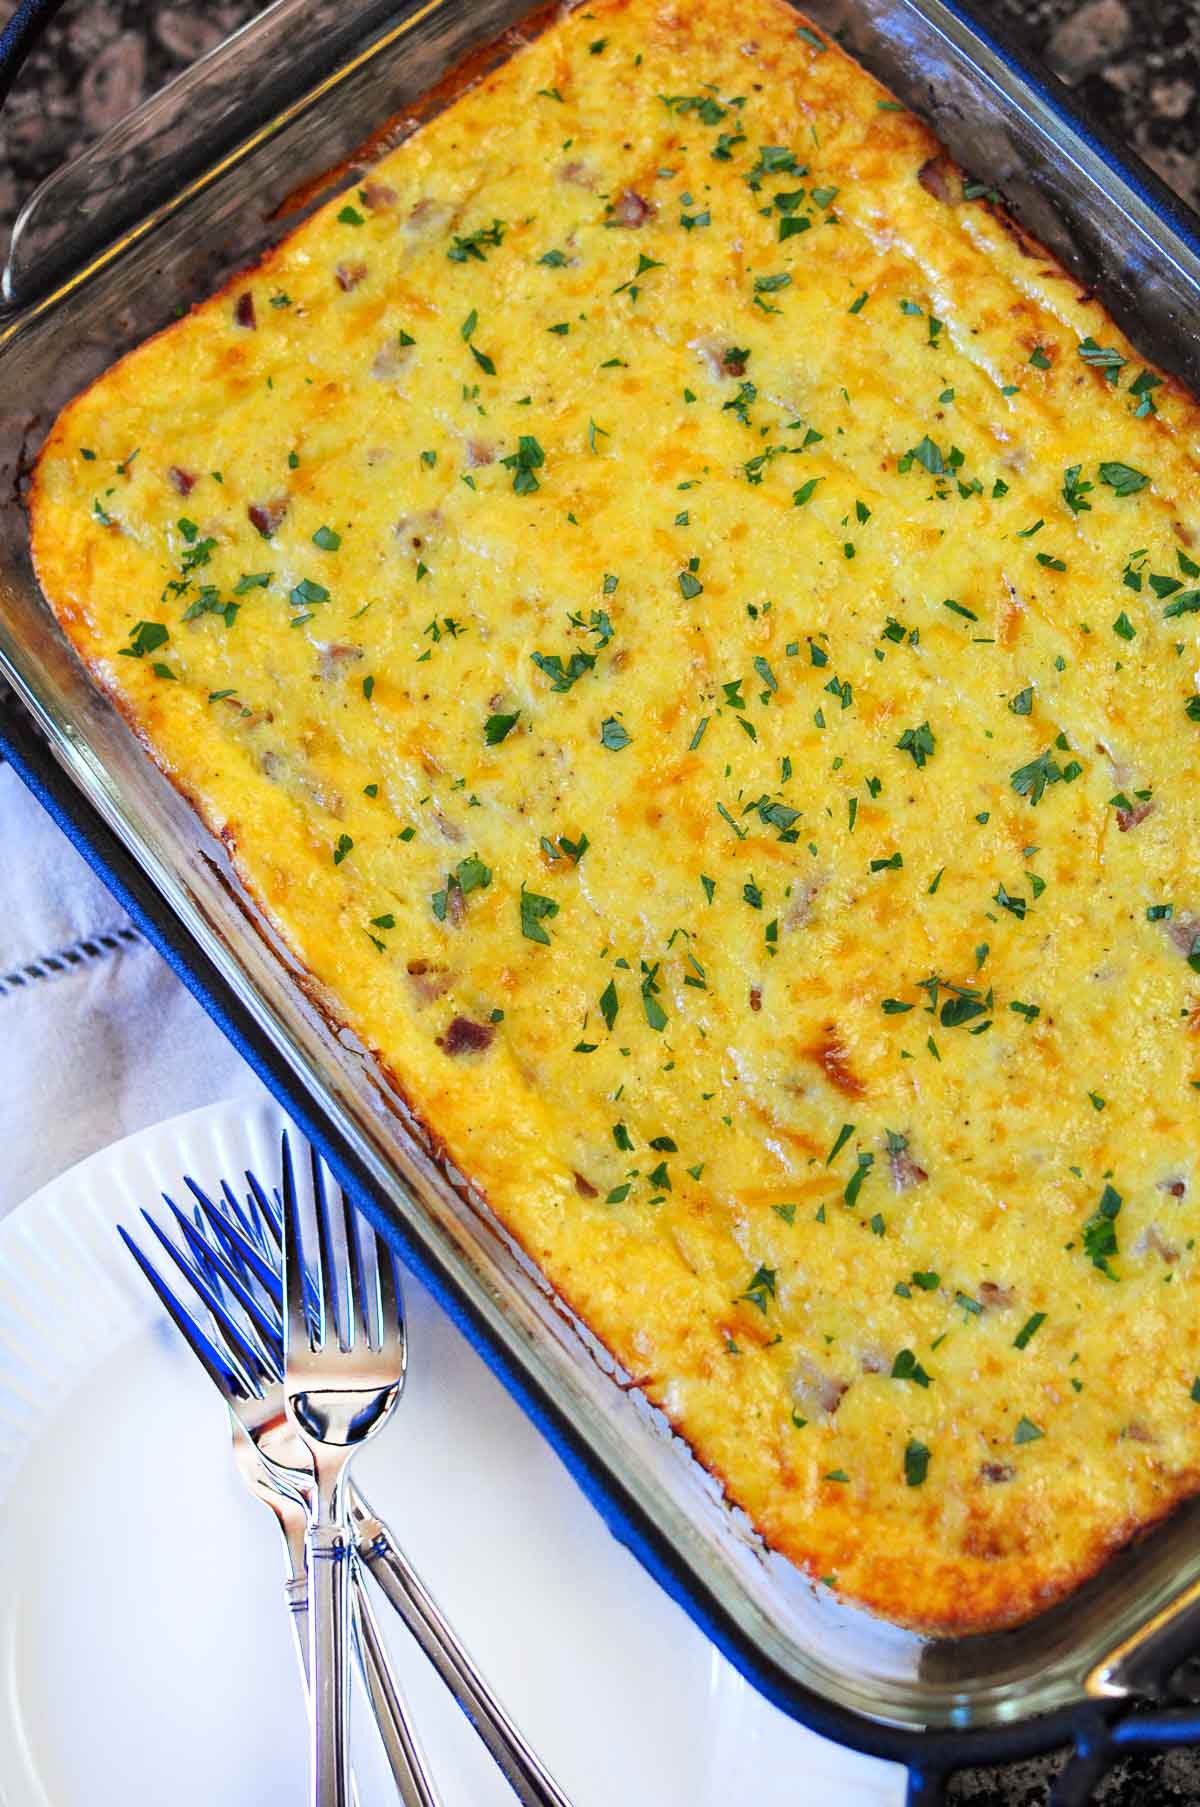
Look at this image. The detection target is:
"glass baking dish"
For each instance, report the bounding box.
[4,0,1200,1774]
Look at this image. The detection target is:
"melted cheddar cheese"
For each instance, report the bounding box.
[30,0,1200,1632]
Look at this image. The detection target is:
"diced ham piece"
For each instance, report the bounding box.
[560,159,597,188]
[917,155,957,203]
[1116,800,1154,831]
[1159,1176,1187,1198]
[440,1015,495,1056]
[361,181,398,210]
[168,465,196,496]
[783,878,823,931]
[1166,913,1200,962]
[234,291,256,329]
[465,440,495,468]
[978,1281,1015,1312]
[980,1462,1015,1484]
[316,642,363,681]
[405,959,453,1005]
[573,1172,599,1198]
[688,335,748,379]
[749,985,762,1012]
[372,339,415,381]
[336,262,368,291]
[888,1139,928,1192]
[611,188,654,227]
[793,1355,849,1419]
[405,197,450,233]
[1135,1224,1180,1264]
[248,497,288,538]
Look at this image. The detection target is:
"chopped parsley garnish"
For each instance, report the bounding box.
[484,712,519,744]
[600,717,631,750]
[844,1151,873,1207]
[641,962,668,1031]
[739,1265,777,1314]
[448,218,506,262]
[613,251,664,298]
[896,722,935,768]
[1062,465,1093,514]
[120,620,169,659]
[531,649,595,691]
[904,1440,930,1486]
[431,853,492,920]
[312,525,341,551]
[1082,1183,1122,1279]
[1078,336,1126,379]
[502,434,544,494]
[891,1349,931,1387]
[290,578,329,608]
[1014,1312,1046,1350]
[519,885,559,945]
[1011,748,1065,806]
[1099,461,1150,496]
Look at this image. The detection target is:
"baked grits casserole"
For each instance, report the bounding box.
[28,0,1200,1632]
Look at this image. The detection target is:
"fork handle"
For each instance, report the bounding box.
[307,1522,353,1807]
[352,1564,441,1807]
[352,1493,573,1807]
[278,1513,436,1806]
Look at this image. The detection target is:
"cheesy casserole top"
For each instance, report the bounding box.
[29,0,1200,1632]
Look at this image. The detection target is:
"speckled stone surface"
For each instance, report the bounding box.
[0,4,1198,1802]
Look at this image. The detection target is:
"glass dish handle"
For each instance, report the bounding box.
[0,0,406,314]
[1086,1571,1200,1701]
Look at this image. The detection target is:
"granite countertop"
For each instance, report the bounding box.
[0,3,1197,1804]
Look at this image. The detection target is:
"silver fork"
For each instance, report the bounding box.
[119,1203,439,1807]
[281,1135,406,1807]
[187,1155,573,1807]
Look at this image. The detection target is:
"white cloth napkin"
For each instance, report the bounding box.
[0,763,267,1215]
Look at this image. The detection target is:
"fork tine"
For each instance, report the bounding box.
[118,1223,259,1400]
[280,1130,315,1354]
[164,1196,284,1360]
[310,1142,348,1351]
[188,1182,282,1298]
[248,1168,328,1329]
[238,1172,277,1263]
[249,1169,283,1245]
[184,1177,251,1285]
[140,1206,275,1386]
[342,1185,372,1346]
[372,1223,405,1358]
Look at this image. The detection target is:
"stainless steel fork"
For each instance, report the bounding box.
[120,1202,440,1807]
[281,1136,405,1807]
[188,1153,573,1807]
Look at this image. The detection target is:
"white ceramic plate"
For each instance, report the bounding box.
[0,1098,903,1806]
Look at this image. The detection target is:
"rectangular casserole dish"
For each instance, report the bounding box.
[5,0,1200,1773]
